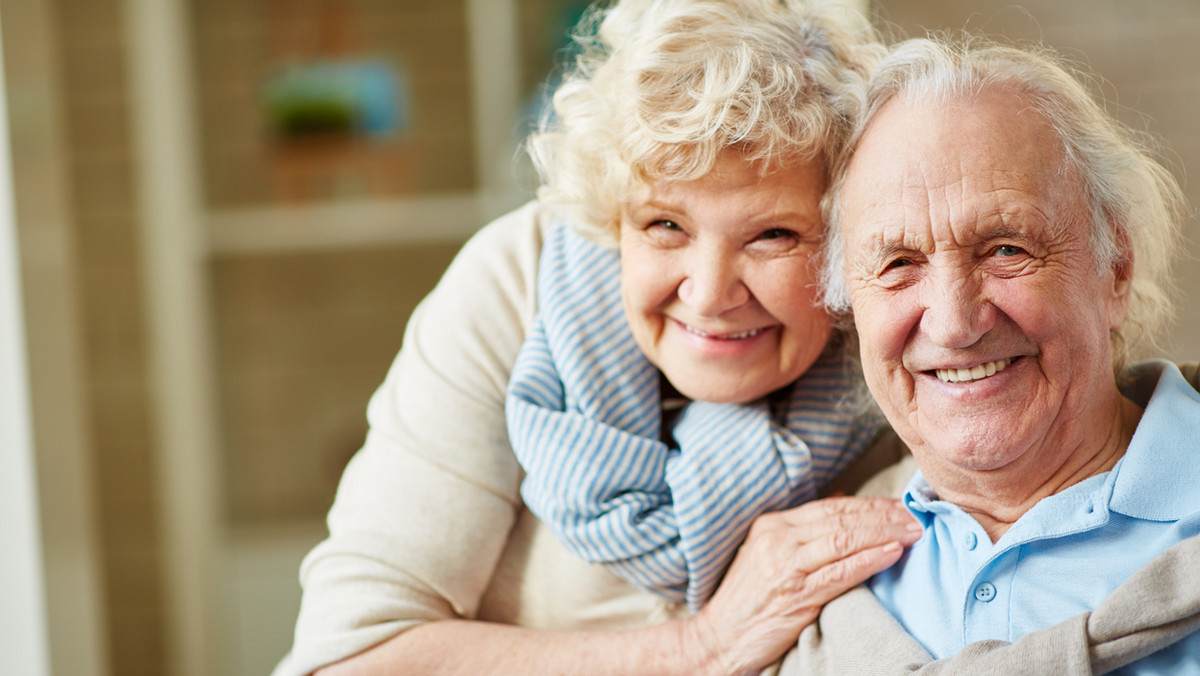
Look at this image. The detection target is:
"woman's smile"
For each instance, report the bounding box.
[673,319,776,357]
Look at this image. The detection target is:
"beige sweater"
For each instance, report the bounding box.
[276,201,1200,675]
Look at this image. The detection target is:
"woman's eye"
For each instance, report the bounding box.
[643,219,688,245]
[883,258,912,270]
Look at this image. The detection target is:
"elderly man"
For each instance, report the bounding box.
[823,36,1200,673]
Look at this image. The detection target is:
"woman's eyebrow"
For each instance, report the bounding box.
[628,198,684,213]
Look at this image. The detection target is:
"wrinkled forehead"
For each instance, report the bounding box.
[838,88,1084,248]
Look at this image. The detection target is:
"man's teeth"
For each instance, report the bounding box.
[684,325,763,340]
[936,358,1012,383]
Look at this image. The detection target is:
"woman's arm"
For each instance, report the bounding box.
[283,203,548,675]
[315,617,705,676]
[315,496,921,676]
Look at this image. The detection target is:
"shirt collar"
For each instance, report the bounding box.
[899,470,945,525]
[1109,360,1200,520]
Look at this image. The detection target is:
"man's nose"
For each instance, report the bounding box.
[920,268,995,348]
[677,248,749,317]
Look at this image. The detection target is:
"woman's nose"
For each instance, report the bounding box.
[677,249,750,317]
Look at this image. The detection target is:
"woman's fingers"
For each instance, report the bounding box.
[797,541,907,606]
[748,497,916,545]
[732,496,921,608]
[687,499,921,673]
[786,511,922,572]
[763,495,914,531]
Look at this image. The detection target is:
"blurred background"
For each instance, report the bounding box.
[1,1,1196,675]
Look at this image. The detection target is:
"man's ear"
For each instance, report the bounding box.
[1106,225,1135,330]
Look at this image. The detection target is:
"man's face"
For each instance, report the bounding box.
[838,88,1132,485]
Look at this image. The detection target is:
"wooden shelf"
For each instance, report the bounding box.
[205,190,529,255]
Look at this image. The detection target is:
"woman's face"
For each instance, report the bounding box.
[618,150,833,403]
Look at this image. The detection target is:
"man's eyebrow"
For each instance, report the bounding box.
[976,222,1027,241]
[862,238,913,270]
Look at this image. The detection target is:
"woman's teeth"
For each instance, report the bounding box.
[684,325,763,340]
[936,358,1013,383]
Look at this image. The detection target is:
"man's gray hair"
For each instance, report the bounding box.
[822,35,1187,370]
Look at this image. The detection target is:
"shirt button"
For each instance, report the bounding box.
[964,532,978,550]
[974,583,997,603]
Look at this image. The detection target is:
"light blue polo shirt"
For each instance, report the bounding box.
[871,361,1200,674]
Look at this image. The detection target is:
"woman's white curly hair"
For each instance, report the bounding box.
[527,0,883,247]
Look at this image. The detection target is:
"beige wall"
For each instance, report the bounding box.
[24,1,551,673]
[212,241,461,525]
[45,0,165,673]
[1,0,109,672]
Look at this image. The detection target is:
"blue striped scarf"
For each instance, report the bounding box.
[506,221,877,611]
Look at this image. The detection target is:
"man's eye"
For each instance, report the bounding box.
[995,244,1025,256]
[758,228,796,241]
[650,220,681,231]
[884,258,912,270]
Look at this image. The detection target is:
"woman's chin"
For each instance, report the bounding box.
[666,374,772,405]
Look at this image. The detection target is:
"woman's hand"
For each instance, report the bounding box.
[684,496,922,675]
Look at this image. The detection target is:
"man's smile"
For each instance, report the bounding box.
[933,357,1016,383]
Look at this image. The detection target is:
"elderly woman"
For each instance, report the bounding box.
[274,3,923,675]
[503,0,905,610]
[813,34,1200,673]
